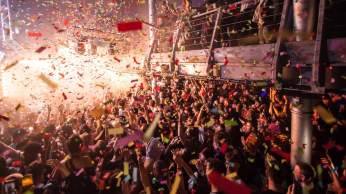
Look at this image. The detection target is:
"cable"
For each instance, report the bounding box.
[220,13,282,28]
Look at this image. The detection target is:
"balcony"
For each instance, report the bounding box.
[148,0,346,94]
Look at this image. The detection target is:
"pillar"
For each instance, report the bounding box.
[147,0,156,71]
[148,0,156,44]
[293,0,316,41]
[290,97,313,166]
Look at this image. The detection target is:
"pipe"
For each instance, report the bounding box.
[290,97,313,166]
[293,0,316,41]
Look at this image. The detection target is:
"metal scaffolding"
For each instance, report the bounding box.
[0,0,13,42]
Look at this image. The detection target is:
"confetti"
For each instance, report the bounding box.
[38,73,58,89]
[3,60,19,71]
[62,92,67,100]
[224,119,238,127]
[224,57,229,65]
[124,162,129,175]
[133,57,140,65]
[108,127,124,135]
[117,21,142,32]
[114,130,144,149]
[114,57,121,63]
[15,104,21,111]
[35,46,47,53]
[27,31,42,37]
[63,19,69,26]
[229,4,237,11]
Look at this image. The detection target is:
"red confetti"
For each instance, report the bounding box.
[27,31,42,37]
[11,160,22,167]
[229,4,237,11]
[76,96,84,100]
[199,87,206,97]
[154,86,161,92]
[62,92,67,100]
[52,24,65,33]
[63,19,69,26]
[168,35,173,44]
[35,46,47,53]
[59,73,65,78]
[117,21,143,32]
[133,57,140,65]
[224,56,229,65]
[131,79,138,83]
[114,56,121,63]
[175,59,179,65]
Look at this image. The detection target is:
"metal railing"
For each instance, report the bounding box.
[154,0,285,54]
[152,0,286,75]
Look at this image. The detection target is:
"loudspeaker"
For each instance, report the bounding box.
[325,66,346,89]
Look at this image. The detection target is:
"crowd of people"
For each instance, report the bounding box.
[0,74,345,194]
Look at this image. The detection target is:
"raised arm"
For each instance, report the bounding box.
[137,152,152,194]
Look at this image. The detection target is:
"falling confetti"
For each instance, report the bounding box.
[117,21,143,32]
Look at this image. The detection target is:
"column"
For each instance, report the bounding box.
[293,0,316,41]
[290,97,313,166]
[147,0,156,71]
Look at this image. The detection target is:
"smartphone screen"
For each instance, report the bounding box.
[4,180,16,194]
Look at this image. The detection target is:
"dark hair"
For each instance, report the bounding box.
[296,162,315,182]
[67,135,82,155]
[206,158,226,174]
[23,142,42,165]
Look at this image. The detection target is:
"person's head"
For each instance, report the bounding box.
[67,135,83,156]
[23,142,42,165]
[293,162,315,184]
[322,95,330,106]
[152,160,166,177]
[206,158,225,175]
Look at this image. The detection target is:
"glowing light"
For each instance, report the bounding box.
[2,46,141,112]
